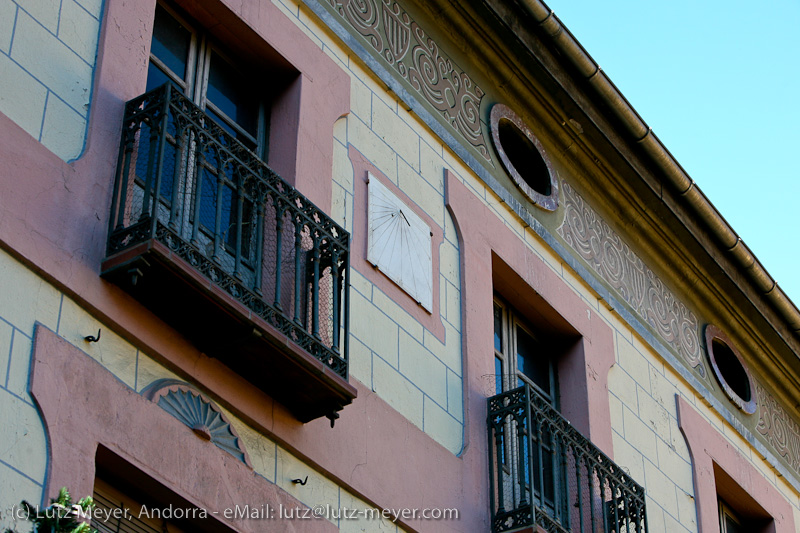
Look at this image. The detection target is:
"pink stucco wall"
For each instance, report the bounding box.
[349,146,447,342]
[677,396,795,532]
[31,326,333,533]
[444,171,615,456]
[2,0,622,531]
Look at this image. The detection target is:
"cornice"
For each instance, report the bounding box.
[409,0,800,397]
[301,0,800,486]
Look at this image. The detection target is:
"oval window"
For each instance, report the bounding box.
[490,104,558,211]
[705,325,756,414]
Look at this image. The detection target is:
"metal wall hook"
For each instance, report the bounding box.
[291,476,308,486]
[84,329,102,343]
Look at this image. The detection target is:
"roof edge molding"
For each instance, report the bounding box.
[514,0,799,337]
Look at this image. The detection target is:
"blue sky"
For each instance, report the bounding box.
[545,0,800,306]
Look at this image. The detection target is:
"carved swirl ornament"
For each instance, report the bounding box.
[557,182,705,377]
[756,382,800,475]
[325,0,800,485]
[557,183,800,481]
[327,0,490,162]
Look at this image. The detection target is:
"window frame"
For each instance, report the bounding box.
[93,478,188,533]
[704,324,757,414]
[148,2,268,158]
[147,3,198,95]
[493,297,558,406]
[718,499,745,533]
[145,2,269,273]
[488,104,559,212]
[493,296,563,516]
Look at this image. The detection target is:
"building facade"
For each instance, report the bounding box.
[1,0,800,532]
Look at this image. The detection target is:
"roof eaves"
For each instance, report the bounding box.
[517,0,800,335]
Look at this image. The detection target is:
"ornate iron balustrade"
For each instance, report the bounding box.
[106,82,350,387]
[488,385,648,533]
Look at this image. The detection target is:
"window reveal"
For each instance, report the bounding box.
[718,500,745,533]
[148,4,266,153]
[493,300,557,403]
[143,3,269,279]
[493,299,563,519]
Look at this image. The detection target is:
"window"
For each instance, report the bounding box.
[487,279,646,532]
[148,3,267,155]
[92,475,234,533]
[719,500,744,533]
[144,3,269,278]
[493,299,557,402]
[677,397,790,533]
[102,0,355,424]
[93,479,186,533]
[493,299,562,517]
[704,325,756,414]
[92,447,235,533]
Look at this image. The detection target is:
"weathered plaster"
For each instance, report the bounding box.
[678,395,796,532]
[445,170,615,457]
[30,325,335,533]
[350,145,446,342]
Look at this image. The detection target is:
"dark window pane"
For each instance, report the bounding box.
[531,426,555,507]
[495,357,502,394]
[493,303,503,352]
[516,326,551,398]
[205,107,257,152]
[712,339,751,402]
[541,439,554,504]
[150,5,191,81]
[145,63,175,94]
[134,121,154,184]
[159,141,177,200]
[207,50,258,138]
[723,515,743,533]
[197,165,240,261]
[240,197,255,261]
[199,170,218,230]
[220,183,234,246]
[719,503,745,533]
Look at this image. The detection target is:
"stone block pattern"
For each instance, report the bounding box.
[323,0,490,164]
[557,182,705,378]
[4,1,800,532]
[0,246,409,533]
[606,329,697,533]
[286,0,466,453]
[339,100,466,452]
[245,3,800,532]
[0,0,101,161]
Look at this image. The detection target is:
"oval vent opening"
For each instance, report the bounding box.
[705,325,756,414]
[490,104,558,211]
[711,339,751,402]
[497,118,551,196]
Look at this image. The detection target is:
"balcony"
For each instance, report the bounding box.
[488,385,648,533]
[102,83,355,424]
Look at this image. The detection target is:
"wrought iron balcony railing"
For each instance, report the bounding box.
[488,385,648,533]
[102,83,355,422]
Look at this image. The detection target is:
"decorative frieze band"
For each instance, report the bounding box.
[756,382,800,474]
[326,0,490,162]
[557,184,800,484]
[557,182,705,378]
